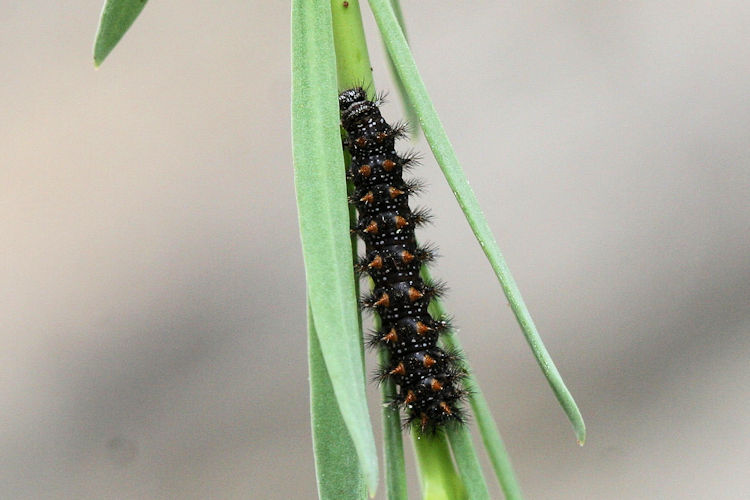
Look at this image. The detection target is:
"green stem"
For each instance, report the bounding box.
[331,1,370,369]
[379,346,409,500]
[331,0,374,94]
[412,431,468,500]
[331,3,408,499]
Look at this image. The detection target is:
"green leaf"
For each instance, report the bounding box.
[442,330,524,500]
[93,0,149,67]
[368,0,586,445]
[446,426,491,500]
[309,303,368,500]
[425,269,521,499]
[382,0,419,137]
[292,0,379,495]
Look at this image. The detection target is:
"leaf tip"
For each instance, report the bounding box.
[92,0,150,70]
[365,457,379,498]
[575,423,586,446]
[93,39,112,68]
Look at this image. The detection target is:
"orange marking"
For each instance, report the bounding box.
[374,293,390,307]
[422,354,436,367]
[408,287,424,302]
[430,378,443,391]
[368,254,383,269]
[376,132,388,141]
[401,250,415,263]
[355,136,367,147]
[359,191,374,204]
[389,362,406,376]
[394,215,408,229]
[382,328,398,343]
[404,390,416,405]
[364,221,379,234]
[415,321,432,335]
[358,164,372,176]
[382,159,396,171]
[388,187,404,198]
[439,402,452,415]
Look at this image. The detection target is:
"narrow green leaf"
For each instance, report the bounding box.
[382,0,419,136]
[424,269,520,499]
[93,0,149,67]
[462,372,524,500]
[442,331,524,500]
[368,0,586,445]
[292,1,378,494]
[309,303,368,500]
[445,426,491,500]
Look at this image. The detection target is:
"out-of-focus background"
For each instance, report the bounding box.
[2,1,749,499]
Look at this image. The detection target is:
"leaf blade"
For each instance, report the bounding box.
[442,330,524,500]
[383,0,419,137]
[445,426,491,500]
[425,268,521,499]
[309,303,368,500]
[93,0,149,67]
[368,0,586,445]
[292,0,379,494]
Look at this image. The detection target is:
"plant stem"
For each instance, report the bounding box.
[412,431,468,500]
[331,3,408,498]
[331,0,374,94]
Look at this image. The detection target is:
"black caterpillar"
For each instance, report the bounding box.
[339,88,467,432]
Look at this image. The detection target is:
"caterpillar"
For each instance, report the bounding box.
[339,87,468,432]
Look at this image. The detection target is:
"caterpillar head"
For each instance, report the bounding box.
[339,87,377,128]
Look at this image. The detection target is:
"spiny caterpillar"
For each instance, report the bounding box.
[339,87,468,432]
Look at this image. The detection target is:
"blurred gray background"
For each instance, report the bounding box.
[2,1,749,499]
